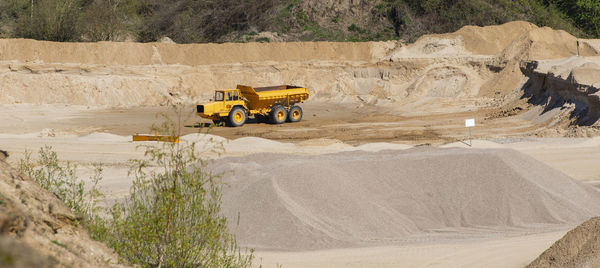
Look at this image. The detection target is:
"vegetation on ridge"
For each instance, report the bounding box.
[0,0,598,43]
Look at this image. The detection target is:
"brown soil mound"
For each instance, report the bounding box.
[439,21,538,56]
[0,156,121,267]
[399,21,584,60]
[528,217,600,268]
[215,148,600,251]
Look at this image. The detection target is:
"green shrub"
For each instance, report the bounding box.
[15,0,83,42]
[98,109,252,267]
[347,24,366,33]
[256,37,270,42]
[19,113,253,267]
[2,0,600,42]
[79,0,127,41]
[18,146,103,219]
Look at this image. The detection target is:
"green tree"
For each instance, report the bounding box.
[0,0,28,37]
[79,0,128,41]
[16,0,83,41]
[575,0,600,37]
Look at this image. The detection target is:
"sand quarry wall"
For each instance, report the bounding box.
[522,56,600,127]
[0,40,389,65]
[0,21,596,110]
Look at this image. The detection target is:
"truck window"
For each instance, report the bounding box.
[233,91,239,100]
[226,92,233,101]
[215,91,224,101]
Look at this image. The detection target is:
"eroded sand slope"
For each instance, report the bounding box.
[0,157,121,267]
[528,217,600,268]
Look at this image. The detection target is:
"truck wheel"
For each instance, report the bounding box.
[269,105,287,124]
[287,106,303,122]
[227,107,247,127]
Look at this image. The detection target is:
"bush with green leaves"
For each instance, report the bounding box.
[18,145,103,220]
[19,111,252,267]
[3,0,600,42]
[99,111,252,267]
[15,0,83,42]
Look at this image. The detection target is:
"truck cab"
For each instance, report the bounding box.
[197,90,244,118]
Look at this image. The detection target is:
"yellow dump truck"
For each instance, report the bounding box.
[196,85,309,127]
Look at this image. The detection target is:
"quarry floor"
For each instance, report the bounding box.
[0,100,545,145]
[1,101,599,267]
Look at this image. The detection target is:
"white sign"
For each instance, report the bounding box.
[465,118,475,128]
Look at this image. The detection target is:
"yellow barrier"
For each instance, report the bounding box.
[132,133,180,143]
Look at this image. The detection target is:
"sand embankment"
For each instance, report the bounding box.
[0,21,596,116]
[0,39,390,65]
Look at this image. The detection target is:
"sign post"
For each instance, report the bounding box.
[465,118,475,147]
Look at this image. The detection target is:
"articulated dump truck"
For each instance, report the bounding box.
[196,85,309,127]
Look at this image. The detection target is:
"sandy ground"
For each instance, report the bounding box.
[0,99,550,144]
[1,104,599,267]
[254,231,566,268]
[2,102,598,180]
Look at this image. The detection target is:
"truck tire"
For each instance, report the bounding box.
[227,107,247,127]
[287,106,303,122]
[269,105,287,124]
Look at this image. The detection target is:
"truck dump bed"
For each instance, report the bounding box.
[237,85,309,110]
